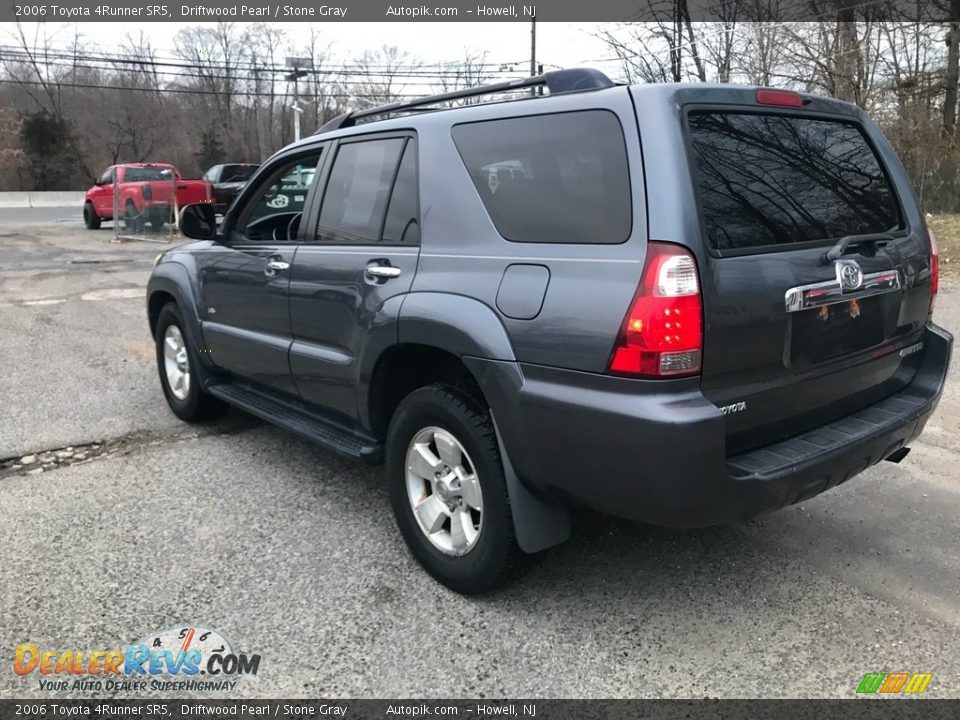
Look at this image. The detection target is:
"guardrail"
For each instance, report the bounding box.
[0,191,85,208]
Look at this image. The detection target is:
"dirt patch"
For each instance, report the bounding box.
[0,415,262,480]
[118,338,156,360]
[0,435,141,479]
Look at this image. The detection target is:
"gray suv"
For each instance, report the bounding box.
[148,69,951,593]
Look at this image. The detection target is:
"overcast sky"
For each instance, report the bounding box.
[4,22,621,74]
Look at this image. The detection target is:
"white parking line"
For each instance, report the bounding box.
[22,299,66,306]
[15,287,143,306]
[79,288,143,301]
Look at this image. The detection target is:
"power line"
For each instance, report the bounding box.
[0,77,449,99]
[0,43,527,78]
[0,51,529,96]
[0,44,535,104]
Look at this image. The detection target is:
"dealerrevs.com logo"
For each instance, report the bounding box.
[14,626,261,692]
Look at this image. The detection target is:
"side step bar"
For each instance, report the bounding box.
[208,383,383,464]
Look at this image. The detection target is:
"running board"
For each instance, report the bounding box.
[207,383,383,464]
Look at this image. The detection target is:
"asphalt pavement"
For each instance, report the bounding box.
[1,209,959,699]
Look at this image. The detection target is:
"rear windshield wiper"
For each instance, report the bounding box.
[822,232,895,264]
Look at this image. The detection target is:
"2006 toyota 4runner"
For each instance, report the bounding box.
[147,69,952,593]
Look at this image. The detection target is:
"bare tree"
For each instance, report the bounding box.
[944,13,960,134]
[349,45,420,108]
[437,50,492,104]
[244,24,287,155]
[301,28,347,132]
[596,3,746,84]
[1,22,94,183]
[173,22,248,155]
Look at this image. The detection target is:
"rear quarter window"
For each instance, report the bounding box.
[452,110,632,244]
[687,112,902,252]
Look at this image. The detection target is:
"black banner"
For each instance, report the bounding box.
[1,700,960,720]
[1,0,959,23]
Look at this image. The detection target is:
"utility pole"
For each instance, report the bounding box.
[530,14,537,95]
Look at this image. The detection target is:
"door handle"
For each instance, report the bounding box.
[265,259,290,274]
[365,264,402,279]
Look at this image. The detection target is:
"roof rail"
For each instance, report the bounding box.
[314,68,615,135]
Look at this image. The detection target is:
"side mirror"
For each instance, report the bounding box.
[179,203,218,240]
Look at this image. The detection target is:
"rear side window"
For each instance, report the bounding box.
[687,112,901,251]
[452,110,632,244]
[381,140,419,244]
[318,138,406,243]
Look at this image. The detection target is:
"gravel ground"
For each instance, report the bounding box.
[1,211,958,699]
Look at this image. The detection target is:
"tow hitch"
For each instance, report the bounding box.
[884,447,911,464]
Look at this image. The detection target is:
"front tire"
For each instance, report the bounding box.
[386,383,522,594]
[155,303,227,422]
[83,202,101,229]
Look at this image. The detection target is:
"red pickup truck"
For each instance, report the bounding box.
[83,163,212,231]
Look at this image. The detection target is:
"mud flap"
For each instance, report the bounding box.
[492,414,571,554]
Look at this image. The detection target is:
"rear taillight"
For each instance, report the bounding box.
[929,226,939,313]
[608,242,703,378]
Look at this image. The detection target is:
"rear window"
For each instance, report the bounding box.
[687,112,902,252]
[452,110,632,244]
[124,167,173,182]
[221,164,258,182]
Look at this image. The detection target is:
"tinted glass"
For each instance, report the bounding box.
[381,140,419,244]
[687,112,901,251]
[319,138,405,244]
[452,111,632,244]
[220,164,258,182]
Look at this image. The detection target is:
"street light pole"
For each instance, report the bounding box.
[285,56,313,143]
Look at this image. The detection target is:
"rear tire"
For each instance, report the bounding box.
[83,202,101,229]
[155,302,227,423]
[386,383,523,594]
[147,207,169,231]
[124,200,142,233]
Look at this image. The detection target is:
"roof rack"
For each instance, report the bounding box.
[314,68,615,135]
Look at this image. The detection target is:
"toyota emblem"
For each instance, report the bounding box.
[836,259,863,291]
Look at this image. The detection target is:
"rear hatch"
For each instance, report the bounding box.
[681,95,934,455]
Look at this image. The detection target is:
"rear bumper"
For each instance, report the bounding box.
[212,188,240,214]
[473,323,952,527]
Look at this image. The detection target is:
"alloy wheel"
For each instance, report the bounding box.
[162,325,191,401]
[405,426,483,556]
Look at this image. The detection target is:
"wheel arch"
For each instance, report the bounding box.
[397,292,516,362]
[363,293,516,436]
[148,264,218,387]
[366,344,479,441]
[367,295,570,554]
[147,264,203,348]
